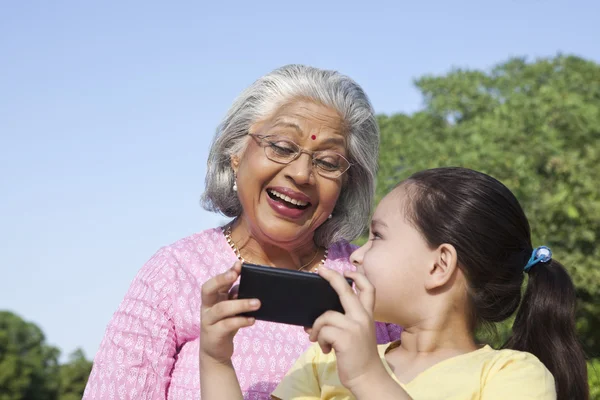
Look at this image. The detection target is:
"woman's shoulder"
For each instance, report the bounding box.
[151,227,225,262]
[138,227,235,284]
[167,226,228,253]
[327,240,358,258]
[325,240,358,272]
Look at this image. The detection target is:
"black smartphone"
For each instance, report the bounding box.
[236,263,353,327]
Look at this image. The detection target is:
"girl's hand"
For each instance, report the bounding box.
[200,261,260,365]
[307,268,388,393]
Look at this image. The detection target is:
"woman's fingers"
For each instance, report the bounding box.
[344,271,375,314]
[201,261,242,307]
[202,298,261,326]
[211,315,256,335]
[228,284,240,300]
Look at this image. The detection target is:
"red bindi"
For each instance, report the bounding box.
[311,135,317,140]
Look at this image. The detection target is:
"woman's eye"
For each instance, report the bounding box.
[269,142,296,156]
[314,158,339,171]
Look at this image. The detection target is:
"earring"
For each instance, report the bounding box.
[328,214,332,219]
[233,181,238,192]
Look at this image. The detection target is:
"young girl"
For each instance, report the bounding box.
[199,167,589,400]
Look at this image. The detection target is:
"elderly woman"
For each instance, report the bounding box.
[83,65,401,400]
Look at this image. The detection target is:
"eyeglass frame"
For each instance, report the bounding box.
[247,133,352,178]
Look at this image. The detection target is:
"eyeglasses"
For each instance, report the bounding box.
[248,134,351,178]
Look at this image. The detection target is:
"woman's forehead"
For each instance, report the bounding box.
[259,99,346,137]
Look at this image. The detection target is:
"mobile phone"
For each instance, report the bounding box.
[236,263,353,327]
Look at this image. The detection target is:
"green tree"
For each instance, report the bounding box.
[590,359,600,399]
[58,349,93,400]
[0,312,93,400]
[0,311,60,400]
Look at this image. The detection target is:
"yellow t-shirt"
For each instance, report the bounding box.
[272,342,555,400]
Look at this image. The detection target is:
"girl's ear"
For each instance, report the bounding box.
[424,243,459,291]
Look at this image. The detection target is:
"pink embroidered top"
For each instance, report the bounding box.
[83,228,402,400]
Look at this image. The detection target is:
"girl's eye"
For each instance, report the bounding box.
[370,231,382,241]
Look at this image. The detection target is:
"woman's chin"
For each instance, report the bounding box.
[257,218,315,246]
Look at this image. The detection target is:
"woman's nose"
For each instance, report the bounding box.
[285,153,314,184]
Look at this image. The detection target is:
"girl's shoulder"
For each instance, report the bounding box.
[476,347,556,398]
[486,347,552,374]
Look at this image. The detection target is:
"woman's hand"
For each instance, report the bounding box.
[307,268,390,395]
[200,261,260,365]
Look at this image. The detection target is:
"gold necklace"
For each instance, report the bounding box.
[223,225,327,272]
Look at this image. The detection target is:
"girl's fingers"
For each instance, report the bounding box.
[202,298,260,326]
[201,261,242,307]
[315,325,343,354]
[309,310,347,342]
[318,267,363,316]
[344,271,375,314]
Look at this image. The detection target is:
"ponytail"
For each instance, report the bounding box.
[505,259,589,400]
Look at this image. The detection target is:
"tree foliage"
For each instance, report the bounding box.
[372,53,600,355]
[590,359,600,400]
[0,311,60,400]
[0,311,92,400]
[58,349,93,400]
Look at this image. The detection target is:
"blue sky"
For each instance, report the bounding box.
[1,0,599,361]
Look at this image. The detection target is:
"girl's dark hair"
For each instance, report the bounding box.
[401,167,588,400]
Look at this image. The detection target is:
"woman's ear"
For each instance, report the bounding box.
[230,155,240,175]
[424,243,458,291]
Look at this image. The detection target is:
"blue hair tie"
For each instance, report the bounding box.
[524,246,552,272]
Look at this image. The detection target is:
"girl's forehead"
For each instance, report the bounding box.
[374,186,409,221]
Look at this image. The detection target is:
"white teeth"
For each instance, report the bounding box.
[268,189,309,206]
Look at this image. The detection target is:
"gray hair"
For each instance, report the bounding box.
[201,64,379,247]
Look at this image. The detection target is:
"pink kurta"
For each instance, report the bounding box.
[83,228,401,399]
